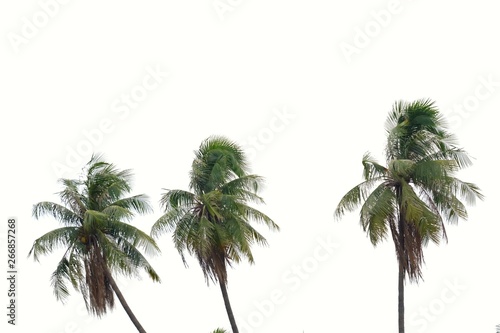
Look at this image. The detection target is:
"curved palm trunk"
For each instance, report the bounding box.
[219,280,239,333]
[103,268,147,333]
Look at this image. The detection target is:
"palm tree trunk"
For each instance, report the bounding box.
[219,280,239,333]
[104,268,147,333]
[398,196,405,333]
[398,261,405,333]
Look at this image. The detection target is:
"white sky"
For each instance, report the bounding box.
[1,1,499,332]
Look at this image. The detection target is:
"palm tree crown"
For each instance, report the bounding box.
[29,155,161,318]
[335,99,483,281]
[152,136,279,284]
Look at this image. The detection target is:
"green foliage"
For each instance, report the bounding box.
[29,154,161,316]
[152,135,279,286]
[211,328,229,333]
[335,99,483,282]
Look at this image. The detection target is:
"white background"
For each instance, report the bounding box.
[1,0,499,332]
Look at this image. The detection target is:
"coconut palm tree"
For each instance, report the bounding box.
[151,136,279,333]
[29,154,161,333]
[334,99,483,333]
[211,328,229,333]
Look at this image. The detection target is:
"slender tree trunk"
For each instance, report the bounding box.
[397,186,405,333]
[398,261,405,333]
[219,280,239,333]
[104,268,147,333]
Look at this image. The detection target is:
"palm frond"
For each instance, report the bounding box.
[57,179,87,216]
[190,136,249,193]
[50,255,73,302]
[109,194,153,216]
[160,189,197,210]
[334,178,384,220]
[211,328,229,333]
[105,233,161,282]
[32,202,82,226]
[82,210,108,233]
[362,152,387,180]
[359,183,396,245]
[220,175,266,202]
[28,227,79,262]
[104,219,161,257]
[450,178,484,205]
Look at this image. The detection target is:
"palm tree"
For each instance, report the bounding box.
[334,99,483,333]
[211,328,229,333]
[151,136,279,333]
[29,154,161,333]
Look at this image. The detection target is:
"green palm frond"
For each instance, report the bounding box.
[235,203,279,231]
[450,178,485,205]
[412,159,455,185]
[219,175,266,203]
[334,178,384,220]
[103,233,160,282]
[160,189,197,210]
[57,179,87,216]
[101,205,134,221]
[29,227,80,262]
[82,210,108,233]
[103,219,161,257]
[362,152,387,180]
[108,194,153,216]
[359,183,396,245]
[50,256,71,303]
[211,328,228,333]
[426,146,473,168]
[151,207,191,238]
[32,202,82,226]
[400,181,441,244]
[190,135,249,193]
